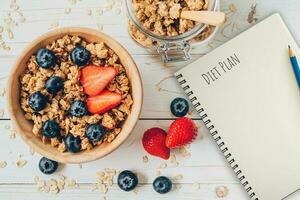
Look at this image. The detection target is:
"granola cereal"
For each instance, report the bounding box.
[20,35,133,153]
[128,0,214,47]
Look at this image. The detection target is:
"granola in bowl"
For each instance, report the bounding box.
[19,35,133,153]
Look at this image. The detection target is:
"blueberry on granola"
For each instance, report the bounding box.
[85,124,106,143]
[117,170,138,192]
[36,48,57,69]
[41,120,61,138]
[39,157,58,175]
[69,100,88,117]
[65,133,81,153]
[170,97,189,117]
[70,46,91,66]
[153,176,172,194]
[28,91,48,111]
[45,76,64,95]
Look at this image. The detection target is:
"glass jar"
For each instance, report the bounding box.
[125,0,220,63]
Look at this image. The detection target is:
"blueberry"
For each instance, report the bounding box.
[41,120,61,138]
[64,133,81,153]
[153,176,172,194]
[117,170,138,192]
[70,46,91,66]
[36,48,57,69]
[170,97,189,117]
[45,76,64,95]
[69,100,88,117]
[39,157,58,175]
[28,91,48,111]
[86,124,106,144]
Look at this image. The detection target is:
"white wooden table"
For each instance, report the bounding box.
[0,0,300,199]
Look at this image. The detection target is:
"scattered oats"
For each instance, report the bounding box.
[9,129,17,139]
[114,8,121,15]
[91,184,97,191]
[34,176,40,183]
[97,9,103,15]
[142,155,149,163]
[159,163,167,169]
[133,188,139,194]
[58,174,66,181]
[86,9,92,16]
[49,21,59,29]
[179,147,191,158]
[175,183,182,189]
[0,87,6,96]
[16,159,27,168]
[0,109,4,118]
[7,29,14,39]
[102,197,107,200]
[98,184,108,194]
[97,23,103,31]
[64,7,71,14]
[4,124,10,129]
[0,160,7,168]
[105,4,113,11]
[3,45,11,51]
[174,161,179,166]
[193,182,200,190]
[0,26,3,33]
[216,185,229,198]
[66,179,78,188]
[156,170,161,176]
[170,154,176,163]
[173,174,183,181]
[95,169,117,194]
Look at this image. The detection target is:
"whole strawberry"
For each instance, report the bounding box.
[142,128,170,160]
[166,117,197,149]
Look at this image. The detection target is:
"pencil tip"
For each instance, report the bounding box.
[288,45,291,48]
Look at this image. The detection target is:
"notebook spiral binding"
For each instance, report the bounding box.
[176,73,259,200]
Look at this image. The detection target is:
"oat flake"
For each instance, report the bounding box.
[0,161,7,168]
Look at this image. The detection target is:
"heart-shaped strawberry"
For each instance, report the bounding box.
[142,128,170,160]
[166,117,198,149]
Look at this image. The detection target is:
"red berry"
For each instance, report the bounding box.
[86,90,122,114]
[165,117,197,149]
[80,65,117,96]
[142,128,170,160]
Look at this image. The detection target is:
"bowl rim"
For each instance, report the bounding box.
[7,27,143,164]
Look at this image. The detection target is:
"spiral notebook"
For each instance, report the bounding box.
[175,14,300,200]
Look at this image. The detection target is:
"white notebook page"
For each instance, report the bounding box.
[175,14,300,200]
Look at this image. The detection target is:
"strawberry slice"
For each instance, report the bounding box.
[80,65,117,96]
[86,90,122,114]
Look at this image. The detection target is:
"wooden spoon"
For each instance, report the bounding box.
[181,11,226,26]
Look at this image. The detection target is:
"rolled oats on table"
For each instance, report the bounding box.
[20,35,133,153]
[128,0,214,47]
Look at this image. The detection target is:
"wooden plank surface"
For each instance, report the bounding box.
[0,0,300,199]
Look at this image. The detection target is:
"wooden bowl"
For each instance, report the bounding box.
[7,27,143,164]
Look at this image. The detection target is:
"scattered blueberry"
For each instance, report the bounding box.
[39,157,58,175]
[28,91,48,111]
[153,176,172,194]
[41,120,61,138]
[70,46,91,66]
[69,100,88,117]
[170,97,189,117]
[117,170,138,192]
[65,133,81,153]
[36,48,57,69]
[45,76,64,95]
[85,124,106,144]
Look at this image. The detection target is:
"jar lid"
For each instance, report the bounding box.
[125,0,219,43]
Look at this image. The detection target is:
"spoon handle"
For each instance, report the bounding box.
[181,11,226,26]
